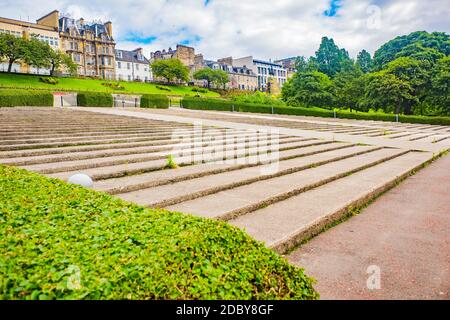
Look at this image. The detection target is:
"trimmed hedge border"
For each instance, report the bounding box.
[0,164,319,300]
[181,97,450,126]
[0,89,53,107]
[140,94,169,109]
[77,92,113,107]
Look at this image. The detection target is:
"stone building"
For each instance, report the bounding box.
[0,13,60,74]
[150,44,205,82]
[115,48,151,82]
[55,12,116,79]
[205,60,257,91]
[232,56,287,92]
[274,57,298,78]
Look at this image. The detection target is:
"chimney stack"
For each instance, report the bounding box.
[104,21,113,37]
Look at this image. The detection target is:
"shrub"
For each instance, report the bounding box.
[140,94,169,109]
[0,89,53,107]
[181,97,450,125]
[232,91,285,106]
[77,92,113,107]
[39,77,58,85]
[102,82,125,90]
[156,85,171,92]
[0,164,319,300]
[191,86,208,94]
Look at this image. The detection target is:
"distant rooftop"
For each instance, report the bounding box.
[115,48,149,64]
[59,16,113,40]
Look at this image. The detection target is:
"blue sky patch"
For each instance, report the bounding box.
[123,33,158,44]
[180,35,202,46]
[323,0,342,17]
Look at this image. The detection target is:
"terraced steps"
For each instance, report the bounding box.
[229,151,431,254]
[166,148,408,221]
[0,108,446,257]
[118,145,380,207]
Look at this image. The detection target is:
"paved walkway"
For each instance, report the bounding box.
[288,154,450,300]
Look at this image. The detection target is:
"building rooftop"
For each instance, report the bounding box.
[253,59,283,68]
[0,16,58,32]
[115,48,149,64]
[59,17,113,40]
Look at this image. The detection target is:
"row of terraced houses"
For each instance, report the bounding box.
[0,10,295,91]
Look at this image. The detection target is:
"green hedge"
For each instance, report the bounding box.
[140,94,169,109]
[77,92,113,107]
[0,89,53,107]
[181,97,450,126]
[0,164,318,300]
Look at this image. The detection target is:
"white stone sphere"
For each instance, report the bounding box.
[68,173,94,188]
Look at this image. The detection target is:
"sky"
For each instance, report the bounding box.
[2,0,449,61]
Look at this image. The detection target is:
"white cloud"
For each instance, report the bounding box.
[2,0,449,60]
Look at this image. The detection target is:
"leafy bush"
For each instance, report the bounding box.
[0,165,319,300]
[140,94,169,109]
[39,77,58,85]
[156,85,171,92]
[102,82,125,90]
[232,91,286,106]
[191,86,208,94]
[77,92,113,107]
[0,89,53,107]
[182,97,450,125]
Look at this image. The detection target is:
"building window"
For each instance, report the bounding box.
[135,64,139,70]
[127,63,130,70]
[117,62,121,69]
[128,75,131,81]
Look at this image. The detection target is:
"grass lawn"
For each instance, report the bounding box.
[0,73,220,98]
[0,164,318,300]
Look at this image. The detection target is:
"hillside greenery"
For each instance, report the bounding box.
[0,73,219,97]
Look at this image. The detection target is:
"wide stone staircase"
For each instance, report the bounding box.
[1,107,447,254]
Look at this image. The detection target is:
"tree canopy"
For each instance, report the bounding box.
[282,31,450,116]
[0,33,76,76]
[373,31,449,70]
[193,68,229,88]
[151,58,190,84]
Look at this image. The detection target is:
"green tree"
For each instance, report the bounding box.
[422,56,450,116]
[356,49,373,73]
[151,58,189,84]
[0,33,28,72]
[23,37,52,73]
[373,31,449,69]
[314,37,352,77]
[193,68,229,89]
[333,68,365,111]
[193,68,214,88]
[363,71,417,114]
[282,70,335,108]
[48,49,77,76]
[383,57,431,114]
[211,69,229,89]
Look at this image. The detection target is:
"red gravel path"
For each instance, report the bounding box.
[288,154,450,300]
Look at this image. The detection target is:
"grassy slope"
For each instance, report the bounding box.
[0,73,219,97]
[0,165,318,300]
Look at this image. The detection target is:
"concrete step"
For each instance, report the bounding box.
[0,126,196,140]
[230,151,432,254]
[165,148,408,221]
[94,142,351,194]
[1,133,300,166]
[0,128,267,151]
[117,145,379,207]
[46,139,328,181]
[20,136,304,174]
